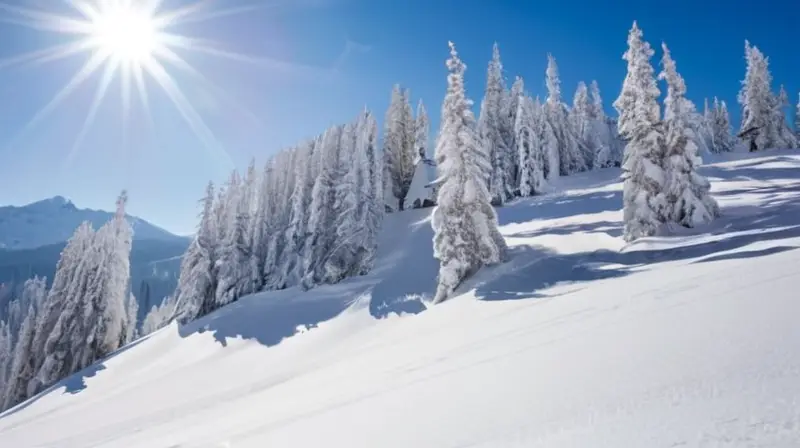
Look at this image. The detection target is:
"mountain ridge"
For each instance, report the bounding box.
[0,195,189,250]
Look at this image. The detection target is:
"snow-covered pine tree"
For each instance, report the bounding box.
[431,42,508,304]
[361,111,383,273]
[123,292,138,344]
[2,277,46,410]
[776,85,799,148]
[516,95,546,196]
[588,81,614,167]
[545,54,586,176]
[3,303,36,409]
[303,125,343,288]
[710,97,735,153]
[702,98,717,153]
[738,41,781,151]
[659,43,719,228]
[141,295,179,336]
[173,182,218,323]
[0,320,10,396]
[77,191,132,370]
[570,81,599,169]
[279,140,316,287]
[26,222,94,396]
[325,123,361,283]
[262,150,296,289]
[503,76,525,192]
[249,159,275,292]
[415,100,429,162]
[216,170,255,306]
[383,85,416,210]
[614,21,668,242]
[275,149,300,286]
[33,221,97,394]
[796,93,800,140]
[478,43,512,205]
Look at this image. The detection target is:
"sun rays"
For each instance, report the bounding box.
[0,0,282,168]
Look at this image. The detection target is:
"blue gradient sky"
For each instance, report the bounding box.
[0,0,797,234]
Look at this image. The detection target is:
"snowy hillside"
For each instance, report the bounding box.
[1,151,799,447]
[0,196,187,250]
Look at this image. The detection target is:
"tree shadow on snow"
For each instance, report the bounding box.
[181,214,440,348]
[508,220,623,239]
[177,280,376,349]
[0,337,148,421]
[478,186,800,302]
[501,190,622,226]
[701,155,800,184]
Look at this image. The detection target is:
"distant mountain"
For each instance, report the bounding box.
[0,196,188,250]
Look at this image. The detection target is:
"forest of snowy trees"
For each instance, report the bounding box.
[1,20,799,412]
[0,192,136,411]
[169,110,384,325]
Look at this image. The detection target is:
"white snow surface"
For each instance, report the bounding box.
[2,151,800,447]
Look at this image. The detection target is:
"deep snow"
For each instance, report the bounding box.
[1,151,799,447]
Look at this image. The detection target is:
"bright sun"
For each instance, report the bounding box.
[0,0,280,169]
[90,5,159,63]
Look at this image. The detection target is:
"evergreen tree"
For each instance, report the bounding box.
[479,43,512,204]
[431,42,507,304]
[2,277,46,410]
[503,76,525,191]
[216,170,255,306]
[545,54,586,175]
[383,85,416,210]
[0,320,10,395]
[614,21,668,242]
[96,191,133,354]
[414,100,429,162]
[516,95,546,196]
[796,93,800,139]
[660,43,719,227]
[738,41,785,151]
[35,222,97,394]
[141,295,179,336]
[279,141,316,287]
[570,81,598,169]
[173,182,218,323]
[776,85,799,148]
[351,110,383,274]
[588,81,616,167]
[304,125,342,288]
[123,292,138,344]
[250,160,275,292]
[325,123,360,282]
[710,97,735,153]
[27,221,95,396]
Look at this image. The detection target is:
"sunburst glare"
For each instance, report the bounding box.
[0,0,272,168]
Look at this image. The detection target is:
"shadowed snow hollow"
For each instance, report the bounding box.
[1,151,799,447]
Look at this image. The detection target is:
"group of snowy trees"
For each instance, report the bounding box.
[0,192,136,412]
[615,23,720,242]
[383,86,431,211]
[171,110,384,325]
[737,41,798,151]
[477,45,625,205]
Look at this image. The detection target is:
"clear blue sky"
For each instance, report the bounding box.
[0,0,797,235]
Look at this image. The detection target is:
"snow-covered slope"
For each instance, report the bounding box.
[0,196,187,250]
[2,151,799,447]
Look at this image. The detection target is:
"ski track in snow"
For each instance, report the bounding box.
[2,150,800,447]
